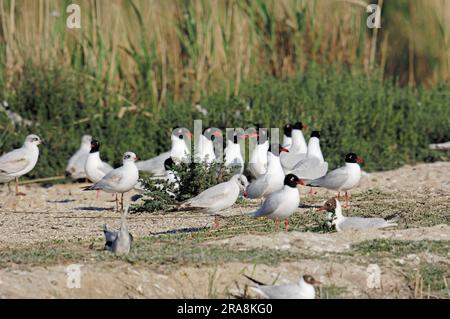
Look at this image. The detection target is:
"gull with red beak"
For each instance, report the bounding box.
[195,127,221,163]
[307,153,363,208]
[251,174,304,231]
[224,131,246,174]
[244,274,321,299]
[246,144,289,199]
[83,152,139,212]
[280,121,308,170]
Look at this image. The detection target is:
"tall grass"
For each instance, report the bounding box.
[0,0,449,106]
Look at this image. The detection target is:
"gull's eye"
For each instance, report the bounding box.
[178,135,183,139]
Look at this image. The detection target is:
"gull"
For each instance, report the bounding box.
[103,205,133,254]
[246,144,288,199]
[224,131,245,174]
[65,135,92,180]
[85,139,113,183]
[0,100,34,127]
[251,174,303,231]
[177,174,248,227]
[318,197,398,231]
[0,134,43,196]
[281,123,293,150]
[307,153,363,208]
[248,126,269,178]
[83,152,139,211]
[195,128,221,163]
[136,127,192,175]
[280,121,308,170]
[288,131,328,181]
[244,274,321,299]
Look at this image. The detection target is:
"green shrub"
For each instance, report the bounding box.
[132,160,233,213]
[0,64,448,179]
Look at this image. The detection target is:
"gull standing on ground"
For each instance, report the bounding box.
[103,205,133,254]
[280,121,308,171]
[318,197,398,231]
[281,123,293,150]
[246,144,288,199]
[251,174,303,230]
[177,174,248,227]
[248,126,269,178]
[83,152,139,211]
[307,153,363,208]
[136,127,192,175]
[288,131,328,181]
[224,131,245,174]
[65,135,92,180]
[195,128,221,163]
[244,274,321,299]
[0,134,43,196]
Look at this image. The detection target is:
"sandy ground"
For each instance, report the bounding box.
[0,162,449,298]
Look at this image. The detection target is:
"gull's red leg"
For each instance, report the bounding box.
[284,219,289,232]
[337,192,341,201]
[345,191,349,208]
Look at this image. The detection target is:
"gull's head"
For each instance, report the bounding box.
[302,275,322,286]
[90,140,100,153]
[172,127,192,141]
[293,121,306,130]
[283,123,293,137]
[345,152,364,164]
[268,143,289,157]
[81,135,92,145]
[123,152,138,163]
[317,197,337,213]
[310,131,320,139]
[202,127,222,141]
[284,174,304,188]
[24,134,43,146]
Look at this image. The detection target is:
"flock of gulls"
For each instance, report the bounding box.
[0,122,399,299]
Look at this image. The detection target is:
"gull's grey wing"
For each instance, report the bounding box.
[93,168,123,190]
[339,217,397,231]
[0,148,30,174]
[187,181,233,207]
[308,166,348,189]
[136,151,170,176]
[252,192,281,217]
[291,157,328,180]
[281,152,307,170]
[246,175,270,198]
[99,161,114,175]
[254,284,301,299]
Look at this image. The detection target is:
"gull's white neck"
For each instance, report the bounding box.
[298,277,316,298]
[292,130,307,153]
[307,137,324,162]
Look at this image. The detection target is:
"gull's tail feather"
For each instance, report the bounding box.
[243,274,266,286]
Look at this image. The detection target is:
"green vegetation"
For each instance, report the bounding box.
[0,66,448,179]
[353,239,450,257]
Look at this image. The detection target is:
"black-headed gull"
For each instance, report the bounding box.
[318,197,398,231]
[288,131,328,181]
[103,205,133,254]
[85,140,113,183]
[0,134,43,196]
[248,126,269,178]
[177,174,248,227]
[65,135,92,180]
[282,123,293,150]
[246,144,288,199]
[307,152,363,208]
[83,152,139,211]
[195,128,221,163]
[244,274,321,299]
[251,174,304,231]
[136,127,191,175]
[224,131,245,174]
[280,121,308,170]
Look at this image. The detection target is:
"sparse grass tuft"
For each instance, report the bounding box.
[353,239,450,257]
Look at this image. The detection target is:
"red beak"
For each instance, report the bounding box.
[316,206,327,212]
[303,124,308,129]
[211,131,222,137]
[297,180,305,186]
[246,132,259,138]
[135,156,140,161]
[357,157,364,164]
[279,147,289,153]
[186,132,193,139]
